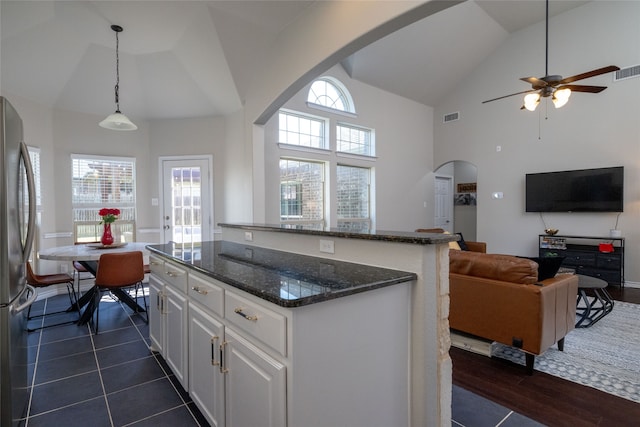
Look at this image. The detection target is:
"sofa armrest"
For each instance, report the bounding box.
[449,273,578,355]
[465,241,486,253]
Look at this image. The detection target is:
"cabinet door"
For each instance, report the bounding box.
[165,284,189,389]
[189,304,225,427]
[148,275,164,353]
[224,328,286,427]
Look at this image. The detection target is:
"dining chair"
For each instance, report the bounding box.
[72,242,97,294]
[25,262,79,332]
[92,251,147,334]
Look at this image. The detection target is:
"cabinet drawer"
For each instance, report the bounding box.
[596,254,621,270]
[562,252,596,267]
[225,291,286,357]
[189,272,224,318]
[148,254,164,276]
[163,260,188,293]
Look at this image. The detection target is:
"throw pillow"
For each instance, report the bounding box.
[527,256,565,281]
[455,233,469,251]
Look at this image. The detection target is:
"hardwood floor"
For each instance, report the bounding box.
[451,286,640,427]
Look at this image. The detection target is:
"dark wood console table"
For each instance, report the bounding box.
[539,234,625,287]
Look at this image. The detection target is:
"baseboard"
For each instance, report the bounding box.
[450,330,493,357]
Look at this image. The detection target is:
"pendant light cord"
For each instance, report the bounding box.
[114,29,121,113]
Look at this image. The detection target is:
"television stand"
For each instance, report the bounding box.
[538,234,624,287]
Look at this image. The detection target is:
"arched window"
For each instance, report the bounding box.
[307,77,355,114]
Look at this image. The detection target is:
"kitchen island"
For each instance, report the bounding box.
[147,224,455,427]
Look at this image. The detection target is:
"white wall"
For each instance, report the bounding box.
[434,2,640,281]
[261,65,435,231]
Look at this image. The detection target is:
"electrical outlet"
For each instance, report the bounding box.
[244,231,253,242]
[319,239,335,254]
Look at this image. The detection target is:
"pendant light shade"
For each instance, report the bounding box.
[99,112,138,130]
[100,25,137,131]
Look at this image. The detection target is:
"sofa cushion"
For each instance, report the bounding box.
[450,250,539,284]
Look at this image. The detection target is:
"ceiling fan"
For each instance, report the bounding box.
[482,0,619,111]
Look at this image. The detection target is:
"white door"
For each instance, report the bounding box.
[434,175,453,232]
[161,157,212,244]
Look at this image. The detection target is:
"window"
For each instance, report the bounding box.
[307,77,355,114]
[337,123,373,156]
[171,167,202,244]
[336,165,370,232]
[278,110,326,149]
[71,155,136,243]
[279,159,324,227]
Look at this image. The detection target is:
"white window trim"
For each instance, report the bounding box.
[277,142,332,156]
[306,102,358,119]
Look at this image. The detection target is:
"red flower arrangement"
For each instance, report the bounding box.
[99,208,121,224]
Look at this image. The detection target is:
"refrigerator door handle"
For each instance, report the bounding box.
[11,285,37,314]
[20,141,36,262]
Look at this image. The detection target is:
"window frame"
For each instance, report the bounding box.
[279,158,326,228]
[70,154,137,243]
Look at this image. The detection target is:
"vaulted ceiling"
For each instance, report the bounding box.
[0,1,588,121]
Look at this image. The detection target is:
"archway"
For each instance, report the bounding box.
[434,160,478,240]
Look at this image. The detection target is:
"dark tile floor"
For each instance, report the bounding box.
[24,291,208,427]
[24,291,542,427]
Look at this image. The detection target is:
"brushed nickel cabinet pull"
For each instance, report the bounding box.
[234,307,258,322]
[191,286,209,295]
[219,341,228,373]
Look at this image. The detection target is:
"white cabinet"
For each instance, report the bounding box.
[224,327,286,427]
[187,273,286,427]
[189,303,225,427]
[148,258,189,390]
[164,284,188,388]
[148,275,164,353]
[150,252,410,427]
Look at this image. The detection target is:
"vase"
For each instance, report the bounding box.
[101,223,114,246]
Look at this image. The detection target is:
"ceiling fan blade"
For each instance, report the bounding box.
[520,76,549,87]
[559,84,607,93]
[559,65,620,84]
[482,89,538,104]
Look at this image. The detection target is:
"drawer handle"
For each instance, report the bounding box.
[165,271,181,278]
[191,286,209,295]
[234,307,258,322]
[150,261,161,266]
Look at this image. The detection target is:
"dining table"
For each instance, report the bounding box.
[38,242,153,325]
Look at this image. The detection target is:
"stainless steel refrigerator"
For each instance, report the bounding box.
[0,96,37,426]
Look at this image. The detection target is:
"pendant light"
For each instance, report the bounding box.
[99,25,137,131]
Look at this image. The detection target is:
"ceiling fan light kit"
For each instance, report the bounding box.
[100,24,137,131]
[483,0,619,111]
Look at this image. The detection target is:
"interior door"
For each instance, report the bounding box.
[434,175,453,232]
[161,157,212,244]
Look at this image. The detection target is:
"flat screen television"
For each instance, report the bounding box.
[525,166,624,212]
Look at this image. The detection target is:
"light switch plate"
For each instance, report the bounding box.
[320,239,335,254]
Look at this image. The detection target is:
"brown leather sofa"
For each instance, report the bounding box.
[448,250,578,374]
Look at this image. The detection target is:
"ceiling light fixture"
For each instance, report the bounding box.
[99,25,137,131]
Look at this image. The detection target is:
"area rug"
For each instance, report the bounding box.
[491,301,640,403]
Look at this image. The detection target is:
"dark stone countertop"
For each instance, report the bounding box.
[218,222,457,245]
[146,241,417,308]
